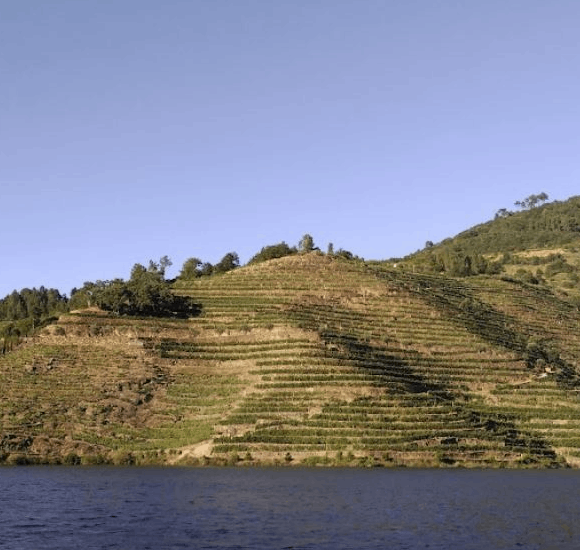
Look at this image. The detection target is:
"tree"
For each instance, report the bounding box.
[146,256,172,279]
[298,234,315,253]
[148,260,159,273]
[248,242,297,264]
[4,291,26,320]
[0,287,67,321]
[82,264,200,318]
[200,262,214,277]
[514,192,549,210]
[127,262,170,315]
[159,255,172,278]
[179,257,203,279]
[214,252,240,274]
[94,278,130,314]
[335,248,354,260]
[441,248,475,277]
[131,263,148,280]
[69,282,99,309]
[494,208,513,219]
[327,242,334,255]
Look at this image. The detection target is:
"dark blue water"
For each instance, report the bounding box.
[0,467,578,549]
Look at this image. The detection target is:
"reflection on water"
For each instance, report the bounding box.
[0,467,579,549]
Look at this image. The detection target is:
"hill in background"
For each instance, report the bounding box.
[394,194,580,300]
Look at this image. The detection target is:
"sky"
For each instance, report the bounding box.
[2,1,580,297]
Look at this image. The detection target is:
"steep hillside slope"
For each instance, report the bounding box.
[395,196,580,299]
[2,254,580,467]
[436,195,580,255]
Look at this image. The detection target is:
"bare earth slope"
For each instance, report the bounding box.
[2,254,580,467]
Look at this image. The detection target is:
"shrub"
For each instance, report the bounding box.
[63,452,81,465]
[248,242,297,264]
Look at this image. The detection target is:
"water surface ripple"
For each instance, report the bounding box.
[0,467,578,549]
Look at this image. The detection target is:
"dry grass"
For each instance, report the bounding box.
[2,253,580,467]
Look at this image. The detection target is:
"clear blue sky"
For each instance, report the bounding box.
[2,1,580,297]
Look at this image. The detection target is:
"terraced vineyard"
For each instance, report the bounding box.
[2,253,580,467]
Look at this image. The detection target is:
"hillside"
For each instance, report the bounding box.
[429,195,580,255]
[396,196,580,299]
[2,253,580,467]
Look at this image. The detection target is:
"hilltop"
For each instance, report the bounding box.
[2,196,580,467]
[415,194,580,256]
[394,194,580,300]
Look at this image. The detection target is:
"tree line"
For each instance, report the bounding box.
[176,234,360,280]
[1,233,358,347]
[0,287,69,350]
[0,287,68,321]
[69,257,200,317]
[407,193,580,277]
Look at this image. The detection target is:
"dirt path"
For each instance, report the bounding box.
[168,439,214,464]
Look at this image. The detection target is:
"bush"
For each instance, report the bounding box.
[85,274,201,319]
[82,453,107,465]
[545,258,575,277]
[248,242,297,264]
[63,452,82,465]
[514,269,540,285]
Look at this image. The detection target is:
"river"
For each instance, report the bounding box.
[0,466,578,549]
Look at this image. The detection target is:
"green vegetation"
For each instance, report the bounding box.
[70,260,200,318]
[177,252,240,280]
[402,195,580,275]
[1,287,68,353]
[392,195,580,302]
[0,287,68,322]
[248,242,297,265]
[2,196,580,467]
[298,233,317,253]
